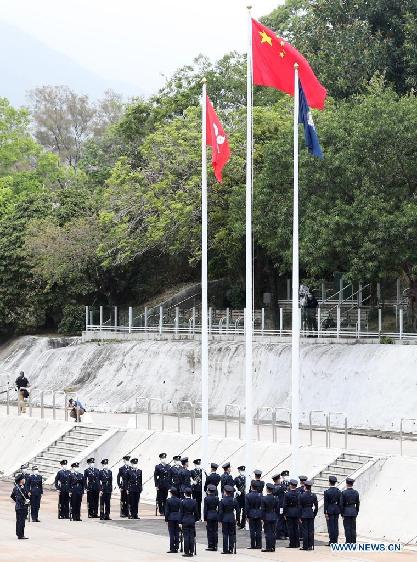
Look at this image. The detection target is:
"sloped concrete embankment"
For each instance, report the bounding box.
[0,335,416,431]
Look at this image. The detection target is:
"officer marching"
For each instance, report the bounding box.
[69,462,84,521]
[55,459,71,519]
[84,457,100,518]
[99,458,112,520]
[340,477,360,544]
[117,455,131,518]
[165,486,182,553]
[190,458,203,520]
[27,464,43,522]
[324,475,341,545]
[218,484,240,554]
[127,458,142,519]
[204,483,219,551]
[233,465,246,529]
[154,452,171,516]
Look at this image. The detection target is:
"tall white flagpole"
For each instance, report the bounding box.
[245,5,253,493]
[291,64,300,478]
[201,78,209,496]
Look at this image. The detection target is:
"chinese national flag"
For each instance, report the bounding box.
[252,19,327,110]
[206,95,230,183]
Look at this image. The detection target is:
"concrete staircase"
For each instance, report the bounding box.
[313,452,374,497]
[29,424,109,480]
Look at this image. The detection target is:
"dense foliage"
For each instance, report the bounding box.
[2,0,417,334]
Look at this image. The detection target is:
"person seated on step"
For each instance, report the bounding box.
[67,398,86,422]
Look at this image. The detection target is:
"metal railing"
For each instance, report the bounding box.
[224,404,241,439]
[309,410,328,447]
[0,388,75,421]
[177,401,196,434]
[327,411,348,449]
[256,407,276,442]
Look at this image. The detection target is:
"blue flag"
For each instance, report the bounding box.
[298,80,323,158]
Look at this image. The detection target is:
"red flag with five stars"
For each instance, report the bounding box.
[206,95,230,183]
[252,19,327,110]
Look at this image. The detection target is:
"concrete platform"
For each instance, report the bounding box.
[0,483,413,562]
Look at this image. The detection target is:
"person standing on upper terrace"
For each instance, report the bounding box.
[15,371,29,414]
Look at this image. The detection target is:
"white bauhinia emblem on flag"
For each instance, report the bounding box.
[213,123,225,153]
[307,110,315,129]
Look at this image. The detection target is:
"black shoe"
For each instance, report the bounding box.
[261,549,271,553]
[120,514,127,518]
[18,537,29,540]
[247,547,256,549]
[167,551,177,553]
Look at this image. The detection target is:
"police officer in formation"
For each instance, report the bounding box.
[128,457,143,519]
[299,480,318,550]
[55,459,71,519]
[84,457,100,518]
[179,487,199,557]
[69,462,84,521]
[99,458,113,520]
[218,484,239,554]
[246,479,263,549]
[220,462,234,494]
[203,484,219,551]
[283,479,300,548]
[165,486,182,553]
[190,459,203,520]
[11,473,30,539]
[261,482,279,552]
[117,454,131,517]
[27,464,43,522]
[233,465,246,528]
[272,473,287,539]
[204,463,220,494]
[179,457,192,499]
[171,455,182,491]
[154,452,171,515]
[340,477,360,543]
[324,475,341,545]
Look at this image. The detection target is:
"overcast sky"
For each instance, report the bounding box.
[2,0,281,97]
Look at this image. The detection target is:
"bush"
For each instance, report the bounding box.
[58,304,85,335]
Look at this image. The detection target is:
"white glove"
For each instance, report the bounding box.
[280,508,283,514]
[236,491,241,496]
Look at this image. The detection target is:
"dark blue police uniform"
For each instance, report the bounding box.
[340,487,360,543]
[204,493,219,550]
[299,488,318,550]
[283,488,300,548]
[179,496,198,556]
[55,465,71,519]
[245,489,263,549]
[165,494,182,552]
[218,492,239,554]
[324,485,341,544]
[28,473,43,521]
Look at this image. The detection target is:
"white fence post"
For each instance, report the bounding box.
[337,306,341,339]
[317,307,321,338]
[159,306,163,335]
[400,308,403,340]
[357,308,361,338]
[192,307,196,334]
[85,306,89,331]
[144,306,148,332]
[128,306,133,334]
[208,307,212,335]
[279,307,283,336]
[226,307,230,334]
[175,307,179,335]
[114,306,118,329]
[99,306,103,331]
[378,308,382,333]
[261,308,265,335]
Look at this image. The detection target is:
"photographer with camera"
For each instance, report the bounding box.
[15,371,29,414]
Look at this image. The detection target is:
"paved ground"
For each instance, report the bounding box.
[0,483,414,562]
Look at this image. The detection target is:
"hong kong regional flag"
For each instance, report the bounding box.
[252,19,327,110]
[206,95,230,183]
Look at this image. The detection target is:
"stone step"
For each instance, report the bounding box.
[48,444,84,455]
[60,436,96,447]
[341,453,373,463]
